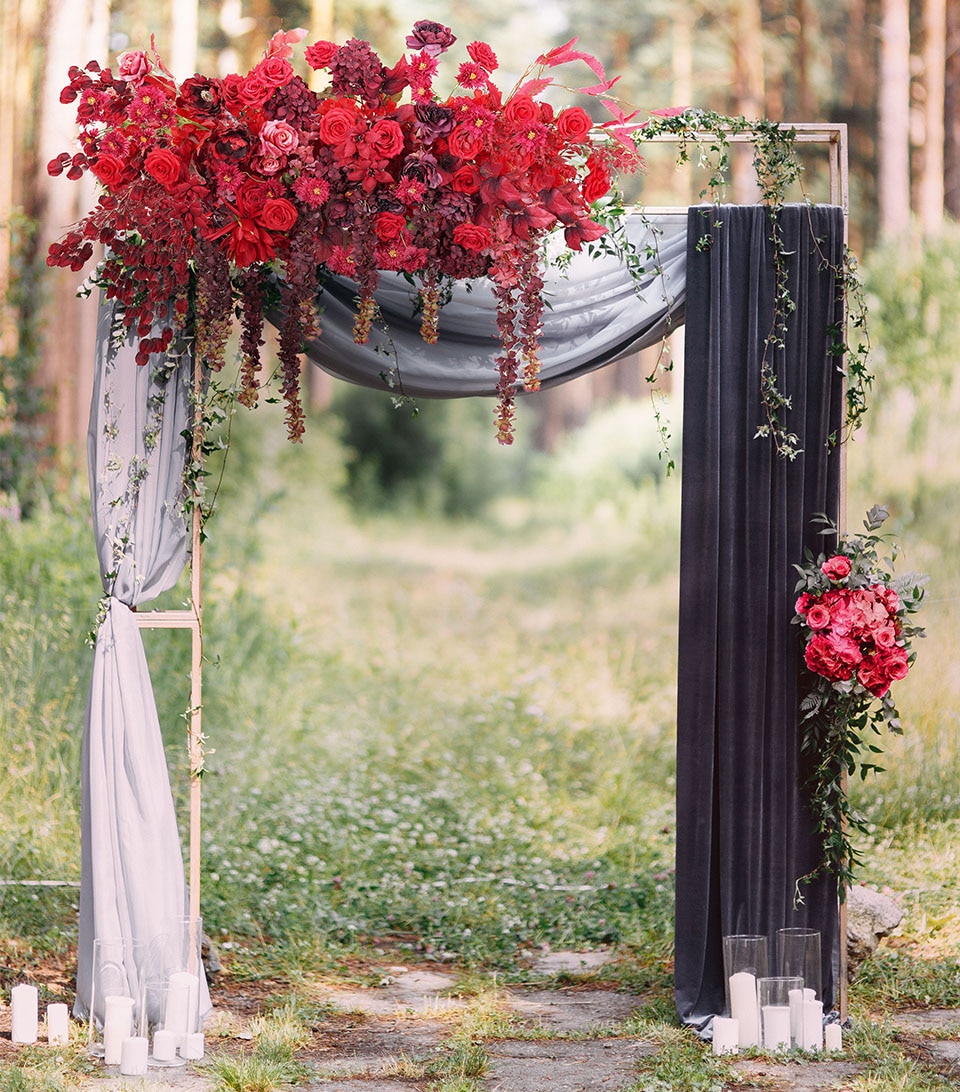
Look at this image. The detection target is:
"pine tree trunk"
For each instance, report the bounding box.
[919,0,946,234]
[730,0,765,202]
[878,0,912,238]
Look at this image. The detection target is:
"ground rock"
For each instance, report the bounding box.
[846,885,903,975]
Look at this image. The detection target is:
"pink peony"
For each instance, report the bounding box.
[821,555,852,581]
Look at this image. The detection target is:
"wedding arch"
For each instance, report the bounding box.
[77,123,853,1036]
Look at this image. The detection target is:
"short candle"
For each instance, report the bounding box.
[152,1027,179,1062]
[761,1004,791,1051]
[824,1022,843,1051]
[180,1031,205,1060]
[120,1036,149,1076]
[46,1002,70,1044]
[712,1016,739,1055]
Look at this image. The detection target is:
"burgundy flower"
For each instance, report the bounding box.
[213,128,253,160]
[405,20,456,57]
[413,102,455,140]
[178,75,223,115]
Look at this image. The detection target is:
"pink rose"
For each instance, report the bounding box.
[144,148,181,188]
[305,40,338,69]
[367,119,405,159]
[556,106,593,143]
[237,74,275,107]
[319,106,357,145]
[117,50,150,84]
[260,120,299,156]
[448,125,484,160]
[795,592,814,615]
[259,197,298,232]
[821,555,852,581]
[453,222,491,252]
[805,602,832,629]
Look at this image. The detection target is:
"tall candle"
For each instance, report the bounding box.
[11,984,39,1044]
[103,995,135,1065]
[712,1016,739,1055]
[120,1036,149,1075]
[729,971,760,1047]
[761,1004,791,1051]
[46,1002,69,1044]
[164,971,199,1037]
[801,997,824,1051]
[788,988,804,1046]
[824,1022,842,1051]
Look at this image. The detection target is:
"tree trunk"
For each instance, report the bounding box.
[919,0,946,234]
[945,0,960,217]
[35,0,108,453]
[878,0,912,238]
[730,0,765,202]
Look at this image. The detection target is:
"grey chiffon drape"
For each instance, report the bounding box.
[77,302,208,1020]
[674,205,845,1030]
[80,204,844,1033]
[300,211,688,395]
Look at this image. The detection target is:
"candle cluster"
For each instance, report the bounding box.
[8,985,69,1046]
[715,929,843,1057]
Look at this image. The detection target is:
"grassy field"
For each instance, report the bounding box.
[3,325,960,1089]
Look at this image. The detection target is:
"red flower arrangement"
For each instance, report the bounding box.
[46,22,642,442]
[793,507,925,890]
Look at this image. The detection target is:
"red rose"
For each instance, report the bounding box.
[91,153,125,188]
[467,41,498,72]
[451,164,482,194]
[305,40,338,69]
[255,55,294,88]
[504,94,539,126]
[375,211,407,240]
[237,73,275,108]
[144,148,182,188]
[367,119,404,159]
[821,555,852,581]
[453,222,491,252]
[259,197,298,232]
[319,106,358,145]
[581,167,611,204]
[117,50,150,84]
[448,125,484,160]
[556,106,593,144]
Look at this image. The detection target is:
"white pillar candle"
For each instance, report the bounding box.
[788,988,804,1046]
[103,995,135,1065]
[152,1027,179,1062]
[46,1002,69,1044]
[761,1004,792,1051]
[804,987,816,1001]
[801,997,824,1051]
[180,1031,205,1060]
[120,1036,149,1075]
[824,1022,843,1051]
[11,984,39,1044]
[164,971,199,1037]
[712,1016,739,1055]
[729,971,760,1047]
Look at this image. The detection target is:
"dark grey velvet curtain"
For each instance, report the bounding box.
[674,204,845,1029]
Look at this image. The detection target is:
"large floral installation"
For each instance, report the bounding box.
[46,21,642,443]
[793,506,925,895]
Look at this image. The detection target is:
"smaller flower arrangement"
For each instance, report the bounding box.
[45,22,642,443]
[793,505,925,895]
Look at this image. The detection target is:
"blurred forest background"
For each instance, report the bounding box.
[1,0,957,484]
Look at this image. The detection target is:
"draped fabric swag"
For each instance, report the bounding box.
[77,306,210,1021]
[78,204,844,1029]
[674,204,845,1029]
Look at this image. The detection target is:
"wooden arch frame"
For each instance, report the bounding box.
[130,120,850,1010]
